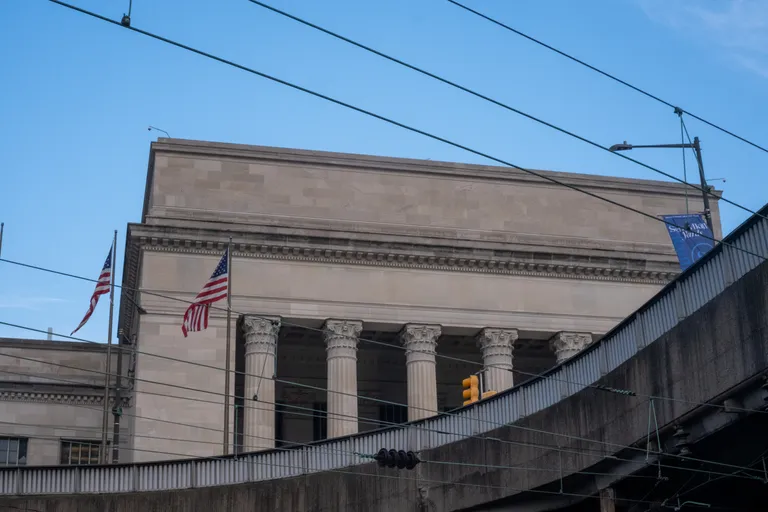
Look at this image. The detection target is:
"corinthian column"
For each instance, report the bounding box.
[400,324,441,422]
[243,315,280,451]
[476,328,518,392]
[323,319,363,438]
[550,331,592,364]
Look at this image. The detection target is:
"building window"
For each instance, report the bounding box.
[60,440,103,465]
[378,404,408,428]
[0,437,28,466]
[312,402,327,441]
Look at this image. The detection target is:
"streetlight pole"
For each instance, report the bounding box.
[608,139,714,234]
[691,137,713,234]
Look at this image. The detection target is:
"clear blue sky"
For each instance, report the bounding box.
[1,0,766,342]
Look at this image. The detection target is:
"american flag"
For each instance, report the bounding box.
[71,248,113,335]
[181,247,229,337]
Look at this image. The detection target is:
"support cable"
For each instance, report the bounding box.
[446,0,768,156]
[0,431,709,508]
[43,0,767,260]
[243,0,762,223]
[1,324,767,478]
[0,368,757,485]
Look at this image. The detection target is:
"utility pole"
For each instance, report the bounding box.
[609,139,714,234]
[692,137,714,234]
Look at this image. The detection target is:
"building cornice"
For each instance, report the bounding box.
[135,234,677,285]
[0,389,131,407]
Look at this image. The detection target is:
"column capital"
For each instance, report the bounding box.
[476,328,519,352]
[323,319,362,358]
[400,324,441,347]
[323,320,363,345]
[550,331,593,363]
[243,316,281,354]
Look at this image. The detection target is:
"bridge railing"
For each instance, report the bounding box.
[2,207,767,496]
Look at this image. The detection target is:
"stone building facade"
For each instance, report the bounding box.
[0,338,123,466]
[0,138,720,465]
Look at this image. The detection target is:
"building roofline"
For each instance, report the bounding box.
[145,138,721,200]
[0,338,107,352]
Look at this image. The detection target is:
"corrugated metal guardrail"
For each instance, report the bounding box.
[2,210,767,496]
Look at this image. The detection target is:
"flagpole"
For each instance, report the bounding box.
[101,230,117,463]
[0,222,4,258]
[223,237,233,455]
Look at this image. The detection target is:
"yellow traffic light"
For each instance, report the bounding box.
[462,375,480,406]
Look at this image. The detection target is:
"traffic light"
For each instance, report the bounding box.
[373,448,421,470]
[462,375,480,405]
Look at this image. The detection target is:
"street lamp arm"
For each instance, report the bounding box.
[628,143,695,150]
[608,142,695,152]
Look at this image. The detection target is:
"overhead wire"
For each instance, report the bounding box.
[2,323,767,479]
[4,0,763,503]
[9,0,768,474]
[25,0,764,417]
[43,0,768,262]
[445,0,768,156]
[243,0,764,224]
[0,363,659,467]
[3,366,757,493]
[0,431,709,509]
[0,366,645,466]
[2,259,766,421]
[0,414,664,482]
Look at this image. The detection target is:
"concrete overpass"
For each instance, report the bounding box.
[2,206,768,511]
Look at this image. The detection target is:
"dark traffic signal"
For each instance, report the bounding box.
[374,448,421,470]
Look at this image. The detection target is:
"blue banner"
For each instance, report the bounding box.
[662,214,714,271]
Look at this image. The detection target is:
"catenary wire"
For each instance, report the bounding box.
[2,366,760,485]
[0,432,712,508]
[2,326,766,479]
[0,371,753,494]
[5,276,768,421]
[30,0,767,425]
[445,0,768,157]
[2,259,766,421]
[675,448,768,500]
[0,430,748,512]
[0,415,663,481]
[1,365,652,468]
[44,0,767,261]
[5,269,768,433]
[0,363,702,477]
[243,0,764,223]
[29,1,766,406]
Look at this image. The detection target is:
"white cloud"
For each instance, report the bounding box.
[638,0,768,78]
[0,297,66,311]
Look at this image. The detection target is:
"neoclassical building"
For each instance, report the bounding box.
[0,138,720,465]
